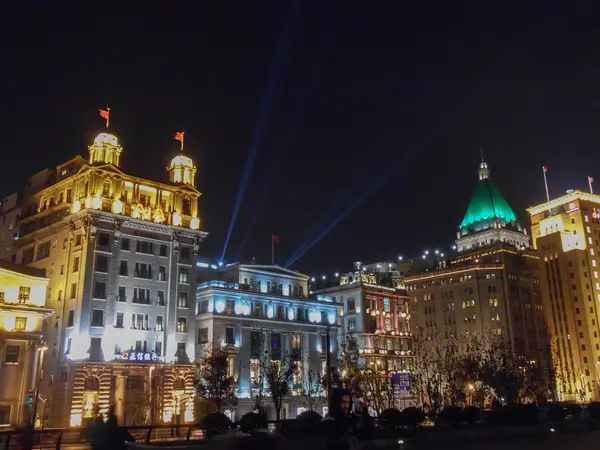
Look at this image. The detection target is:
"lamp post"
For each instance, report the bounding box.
[31,344,48,429]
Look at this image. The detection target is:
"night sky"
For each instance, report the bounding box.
[2,2,600,276]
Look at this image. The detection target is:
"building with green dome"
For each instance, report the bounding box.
[456,158,530,253]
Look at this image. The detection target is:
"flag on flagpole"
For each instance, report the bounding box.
[271,233,280,265]
[542,166,550,203]
[99,109,110,128]
[174,132,184,151]
[543,166,548,173]
[590,176,594,183]
[590,176,595,194]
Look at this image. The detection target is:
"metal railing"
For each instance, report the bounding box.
[0,424,207,450]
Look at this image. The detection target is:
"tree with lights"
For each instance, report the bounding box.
[196,344,238,413]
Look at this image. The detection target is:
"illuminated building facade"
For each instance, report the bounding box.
[528,190,600,401]
[405,158,550,380]
[0,261,52,428]
[313,261,415,408]
[8,131,207,427]
[196,264,340,419]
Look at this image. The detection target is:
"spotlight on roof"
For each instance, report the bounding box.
[398,256,403,261]
[218,261,224,267]
[335,272,340,277]
[311,277,316,282]
[434,249,439,255]
[452,245,457,250]
[322,275,326,280]
[424,250,429,255]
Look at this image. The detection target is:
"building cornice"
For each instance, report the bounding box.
[404,264,504,283]
[527,190,600,215]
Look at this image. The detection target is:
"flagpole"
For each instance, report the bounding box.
[271,233,274,265]
[106,106,110,128]
[590,177,594,194]
[181,132,184,151]
[543,167,550,203]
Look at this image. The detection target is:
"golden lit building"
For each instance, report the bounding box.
[405,158,550,376]
[528,190,600,401]
[0,260,52,428]
[9,130,207,427]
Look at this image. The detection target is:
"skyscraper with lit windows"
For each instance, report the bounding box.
[528,190,600,401]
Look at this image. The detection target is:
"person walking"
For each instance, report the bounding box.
[320,388,360,450]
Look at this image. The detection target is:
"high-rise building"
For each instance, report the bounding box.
[195,263,340,419]
[313,261,414,409]
[0,260,52,428]
[7,131,207,427]
[527,190,600,401]
[405,158,550,374]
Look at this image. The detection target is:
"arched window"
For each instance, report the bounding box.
[84,376,100,391]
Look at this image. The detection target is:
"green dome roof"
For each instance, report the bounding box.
[459,178,517,230]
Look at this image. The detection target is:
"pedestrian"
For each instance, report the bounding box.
[91,414,105,450]
[320,388,360,450]
[104,413,134,450]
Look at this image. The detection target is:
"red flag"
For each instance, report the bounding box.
[99,109,109,120]
[174,132,184,142]
[543,166,548,173]
[590,176,594,183]
[272,234,281,244]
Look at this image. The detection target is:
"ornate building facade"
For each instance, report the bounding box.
[195,264,340,419]
[0,261,52,427]
[313,261,414,409]
[8,131,207,427]
[405,158,551,388]
[528,190,600,401]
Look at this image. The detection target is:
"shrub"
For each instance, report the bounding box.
[380,408,403,429]
[438,406,463,426]
[503,404,538,425]
[463,406,481,424]
[239,411,268,433]
[547,403,568,422]
[297,410,322,429]
[402,407,426,427]
[202,412,232,435]
[587,402,600,420]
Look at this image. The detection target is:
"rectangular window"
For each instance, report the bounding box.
[181,247,190,261]
[197,327,208,344]
[156,316,163,332]
[250,359,260,385]
[157,291,165,306]
[70,283,77,299]
[226,299,234,315]
[178,292,188,308]
[96,255,109,273]
[155,341,162,356]
[4,346,19,363]
[93,282,107,299]
[134,262,152,279]
[160,244,167,257]
[67,310,74,327]
[115,312,124,328]
[91,310,104,327]
[121,238,130,251]
[136,240,154,255]
[18,286,31,302]
[36,241,51,261]
[133,288,150,305]
[118,286,126,302]
[60,264,65,275]
[225,327,235,344]
[198,300,208,314]
[348,318,356,331]
[271,333,281,360]
[250,331,261,358]
[21,247,34,264]
[158,266,166,281]
[347,298,356,312]
[15,317,26,331]
[75,234,82,246]
[57,289,63,301]
[177,317,187,333]
[0,405,11,426]
[65,338,71,355]
[98,233,110,248]
[179,268,189,284]
[73,256,80,272]
[119,260,128,276]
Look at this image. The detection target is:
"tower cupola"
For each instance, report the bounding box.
[88,132,123,166]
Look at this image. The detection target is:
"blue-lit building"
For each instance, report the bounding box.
[195,263,340,419]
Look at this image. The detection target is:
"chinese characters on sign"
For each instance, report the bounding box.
[391,373,412,395]
[122,351,160,362]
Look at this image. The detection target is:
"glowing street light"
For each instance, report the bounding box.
[452,245,457,250]
[311,277,316,282]
[434,249,439,255]
[424,250,429,255]
[398,256,403,261]
[322,275,326,280]
[440,253,445,257]
[335,272,340,277]
[421,255,426,259]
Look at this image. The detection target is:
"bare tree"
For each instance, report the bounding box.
[196,344,238,413]
[261,351,298,420]
[301,366,324,411]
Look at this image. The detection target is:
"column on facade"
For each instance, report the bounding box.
[238,329,250,395]
[115,375,127,425]
[379,298,385,330]
[393,300,400,333]
[17,343,38,426]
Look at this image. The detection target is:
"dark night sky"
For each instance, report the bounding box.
[2,2,600,276]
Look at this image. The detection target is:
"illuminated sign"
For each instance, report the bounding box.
[122,351,160,362]
[391,373,412,393]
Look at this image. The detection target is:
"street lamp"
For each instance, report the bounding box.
[31,345,48,428]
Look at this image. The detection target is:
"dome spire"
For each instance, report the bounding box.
[168,131,196,185]
[478,148,490,180]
